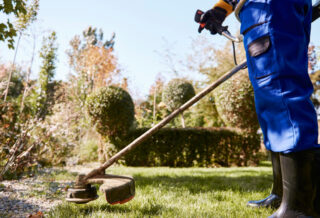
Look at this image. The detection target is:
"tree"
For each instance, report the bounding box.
[191,95,224,127]
[86,86,135,137]
[86,86,135,161]
[150,76,165,125]
[185,37,248,128]
[62,27,122,162]
[135,75,167,127]
[2,0,39,101]
[35,31,58,120]
[67,27,119,106]
[214,70,259,133]
[162,78,196,127]
[186,37,244,83]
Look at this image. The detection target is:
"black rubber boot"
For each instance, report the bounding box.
[247,152,282,209]
[269,150,317,218]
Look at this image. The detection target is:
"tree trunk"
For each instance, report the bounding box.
[4,32,22,101]
[98,136,106,163]
[152,87,157,126]
[21,33,37,111]
[180,113,185,128]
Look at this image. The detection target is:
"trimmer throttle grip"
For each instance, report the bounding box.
[194,9,228,35]
[195,10,206,28]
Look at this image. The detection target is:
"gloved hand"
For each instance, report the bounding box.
[198,7,227,35]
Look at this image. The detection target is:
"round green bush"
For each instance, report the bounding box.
[213,70,259,133]
[86,86,135,137]
[162,79,196,111]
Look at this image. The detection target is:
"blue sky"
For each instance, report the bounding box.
[1,0,320,98]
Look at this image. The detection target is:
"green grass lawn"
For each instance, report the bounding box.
[49,163,276,218]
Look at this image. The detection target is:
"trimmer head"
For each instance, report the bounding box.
[66,184,99,204]
[66,174,135,205]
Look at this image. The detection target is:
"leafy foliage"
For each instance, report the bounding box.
[162,78,195,111]
[1,0,39,103]
[0,100,20,152]
[185,38,258,133]
[78,139,99,164]
[0,0,27,48]
[0,65,27,149]
[15,0,38,32]
[135,76,169,127]
[29,95,94,167]
[0,31,60,178]
[67,27,118,105]
[214,70,259,133]
[86,86,135,137]
[185,39,248,128]
[191,95,225,128]
[35,31,58,120]
[58,27,122,163]
[0,65,25,99]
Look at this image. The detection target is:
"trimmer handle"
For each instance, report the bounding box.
[195,9,242,43]
[194,9,228,35]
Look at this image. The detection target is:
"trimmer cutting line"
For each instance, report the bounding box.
[66,2,320,205]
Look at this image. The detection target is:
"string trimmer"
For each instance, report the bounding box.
[66,1,320,205]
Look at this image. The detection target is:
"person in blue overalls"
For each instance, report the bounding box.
[197,0,320,217]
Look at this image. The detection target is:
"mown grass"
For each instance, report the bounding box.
[38,169,78,182]
[48,165,276,218]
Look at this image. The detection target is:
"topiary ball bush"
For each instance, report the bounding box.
[162,78,196,111]
[213,70,259,133]
[86,86,135,137]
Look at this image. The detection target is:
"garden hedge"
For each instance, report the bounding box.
[111,127,260,167]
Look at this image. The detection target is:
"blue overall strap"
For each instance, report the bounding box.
[234,0,247,22]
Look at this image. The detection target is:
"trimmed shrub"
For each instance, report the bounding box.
[86,86,135,137]
[162,79,196,111]
[214,70,259,133]
[111,127,260,167]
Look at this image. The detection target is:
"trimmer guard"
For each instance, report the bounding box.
[88,174,135,205]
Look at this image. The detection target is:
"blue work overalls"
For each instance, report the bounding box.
[238,0,319,153]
